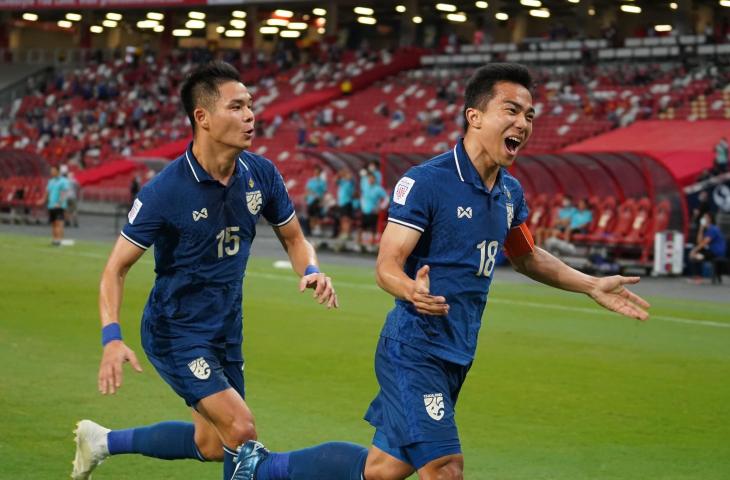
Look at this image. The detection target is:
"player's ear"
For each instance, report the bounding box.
[465,107,481,129]
[194,107,209,130]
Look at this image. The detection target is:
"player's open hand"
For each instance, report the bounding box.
[299,272,339,309]
[410,265,449,316]
[588,275,650,321]
[98,340,143,395]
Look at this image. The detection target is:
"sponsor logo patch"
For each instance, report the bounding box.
[393,177,415,205]
[128,198,142,224]
[457,206,473,219]
[192,208,208,222]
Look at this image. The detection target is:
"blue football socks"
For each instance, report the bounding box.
[224,445,238,479]
[107,421,205,461]
[256,442,368,480]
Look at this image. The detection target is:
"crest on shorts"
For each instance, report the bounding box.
[246,190,262,215]
[188,357,211,380]
[506,202,514,229]
[423,393,445,421]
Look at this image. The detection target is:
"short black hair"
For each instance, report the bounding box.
[463,63,533,129]
[180,61,241,132]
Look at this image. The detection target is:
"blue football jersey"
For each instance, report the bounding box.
[122,144,295,361]
[382,139,529,365]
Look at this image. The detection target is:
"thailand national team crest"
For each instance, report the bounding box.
[246,190,262,215]
[188,357,211,380]
[506,202,514,229]
[423,393,445,421]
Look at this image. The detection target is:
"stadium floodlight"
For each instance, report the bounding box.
[567,0,580,3]
[172,28,192,37]
[588,7,596,15]
[185,19,206,29]
[147,12,164,21]
[354,7,374,16]
[412,16,423,23]
[669,2,678,8]
[137,20,159,29]
[620,4,641,13]
[153,25,164,32]
[316,17,326,26]
[721,0,730,6]
[520,0,541,7]
[65,13,82,21]
[106,12,122,21]
[57,20,72,28]
[395,5,406,13]
[447,12,467,22]
[357,16,377,25]
[225,29,245,37]
[476,1,488,8]
[232,10,246,19]
[216,25,225,33]
[22,13,38,21]
[312,8,327,16]
[188,11,206,20]
[274,9,294,18]
[317,27,325,34]
[102,19,118,28]
[287,22,308,30]
[259,26,279,34]
[655,24,672,32]
[90,25,103,33]
[267,18,289,27]
[280,30,301,38]
[495,12,509,20]
[529,8,550,18]
[436,3,457,12]
[230,19,246,29]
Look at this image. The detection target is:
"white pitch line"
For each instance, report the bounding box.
[3,241,728,330]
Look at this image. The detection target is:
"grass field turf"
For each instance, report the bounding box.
[0,233,728,479]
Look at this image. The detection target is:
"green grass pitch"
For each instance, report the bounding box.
[0,233,728,479]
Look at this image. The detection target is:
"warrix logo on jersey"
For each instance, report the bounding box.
[188,357,211,380]
[423,393,445,421]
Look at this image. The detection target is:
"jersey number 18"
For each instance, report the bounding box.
[476,240,499,277]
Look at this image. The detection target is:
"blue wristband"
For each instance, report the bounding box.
[304,264,320,276]
[101,323,123,346]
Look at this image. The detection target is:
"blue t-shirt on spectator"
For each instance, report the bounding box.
[305,176,327,205]
[337,178,355,207]
[361,182,387,215]
[705,225,727,257]
[570,209,593,230]
[47,176,70,209]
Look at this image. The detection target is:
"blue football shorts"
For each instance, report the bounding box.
[145,345,245,408]
[364,336,472,469]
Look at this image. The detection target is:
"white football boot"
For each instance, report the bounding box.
[71,420,110,479]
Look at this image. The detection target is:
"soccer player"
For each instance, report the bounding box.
[44,165,70,245]
[230,63,650,480]
[71,62,338,480]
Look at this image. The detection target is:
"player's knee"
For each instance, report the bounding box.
[363,465,406,480]
[225,419,257,449]
[418,458,464,480]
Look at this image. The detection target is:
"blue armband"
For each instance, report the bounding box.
[102,323,123,346]
[304,264,320,276]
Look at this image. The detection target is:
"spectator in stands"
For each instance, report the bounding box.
[688,212,727,283]
[305,165,327,236]
[565,198,593,243]
[536,195,575,245]
[357,172,388,250]
[391,109,405,124]
[334,169,355,240]
[43,165,70,246]
[714,137,728,174]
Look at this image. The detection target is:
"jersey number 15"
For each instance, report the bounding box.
[216,227,240,258]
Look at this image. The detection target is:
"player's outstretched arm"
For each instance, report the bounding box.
[509,246,650,321]
[375,222,449,316]
[98,236,145,395]
[273,216,338,309]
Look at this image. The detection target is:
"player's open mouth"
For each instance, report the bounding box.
[504,136,522,155]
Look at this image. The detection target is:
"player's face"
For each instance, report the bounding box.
[472,81,534,168]
[206,81,255,150]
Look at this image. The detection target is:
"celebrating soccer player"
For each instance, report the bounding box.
[230,63,650,480]
[71,61,338,480]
